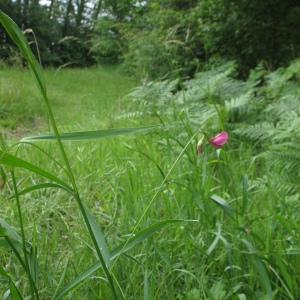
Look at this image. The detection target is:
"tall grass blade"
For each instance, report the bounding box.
[242,239,273,300]
[21,126,157,142]
[0,227,7,237]
[9,283,23,300]
[30,222,39,286]
[242,174,248,216]
[54,220,183,300]
[0,12,120,299]
[109,220,184,260]
[207,222,222,255]
[0,150,72,190]
[0,265,10,279]
[0,218,23,242]
[211,194,235,217]
[14,183,76,198]
[83,205,111,269]
[51,259,69,300]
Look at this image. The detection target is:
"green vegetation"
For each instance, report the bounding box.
[1,5,300,300]
[0,66,137,131]
[1,0,300,79]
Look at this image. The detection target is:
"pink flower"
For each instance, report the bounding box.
[209,131,228,148]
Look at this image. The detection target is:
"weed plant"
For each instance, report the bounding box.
[1,11,300,300]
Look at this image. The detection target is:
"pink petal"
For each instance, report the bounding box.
[209,131,228,148]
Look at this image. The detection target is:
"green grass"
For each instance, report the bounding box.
[1,64,300,299]
[0,66,138,133]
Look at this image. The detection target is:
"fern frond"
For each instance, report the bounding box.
[233,122,276,142]
[254,172,300,195]
[261,150,300,174]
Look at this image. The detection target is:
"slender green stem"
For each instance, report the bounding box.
[0,12,120,298]
[5,236,40,298]
[43,97,120,299]
[11,169,39,300]
[111,128,202,270]
[2,135,39,298]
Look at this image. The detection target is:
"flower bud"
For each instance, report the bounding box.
[197,136,204,155]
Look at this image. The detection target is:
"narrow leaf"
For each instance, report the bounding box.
[21,126,157,142]
[83,205,111,269]
[0,218,22,242]
[14,183,76,198]
[207,223,222,255]
[51,259,69,300]
[242,174,248,216]
[0,150,72,190]
[242,239,273,299]
[211,194,235,217]
[0,227,7,237]
[9,283,23,300]
[0,265,10,279]
[0,238,24,249]
[54,219,186,300]
[109,220,184,260]
[0,266,23,299]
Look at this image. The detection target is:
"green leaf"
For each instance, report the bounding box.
[53,219,186,300]
[21,126,157,142]
[210,194,235,217]
[14,183,76,199]
[0,237,24,249]
[9,282,23,300]
[242,239,273,300]
[0,219,31,249]
[83,205,111,269]
[0,150,72,190]
[0,218,22,242]
[0,227,7,237]
[109,220,184,260]
[0,265,10,279]
[242,174,248,216]
[0,266,23,299]
[51,259,69,300]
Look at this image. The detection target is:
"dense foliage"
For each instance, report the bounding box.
[1,0,300,77]
[128,59,300,197]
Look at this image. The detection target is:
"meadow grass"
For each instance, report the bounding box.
[1,62,300,299]
[0,65,138,133]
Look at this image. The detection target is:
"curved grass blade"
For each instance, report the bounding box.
[0,237,25,249]
[13,183,76,198]
[0,150,72,190]
[9,282,23,300]
[21,126,157,142]
[53,219,185,300]
[0,218,23,242]
[109,220,184,260]
[211,194,235,217]
[242,239,273,300]
[51,259,69,300]
[0,227,7,237]
[0,266,23,300]
[83,205,111,269]
[123,143,165,179]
